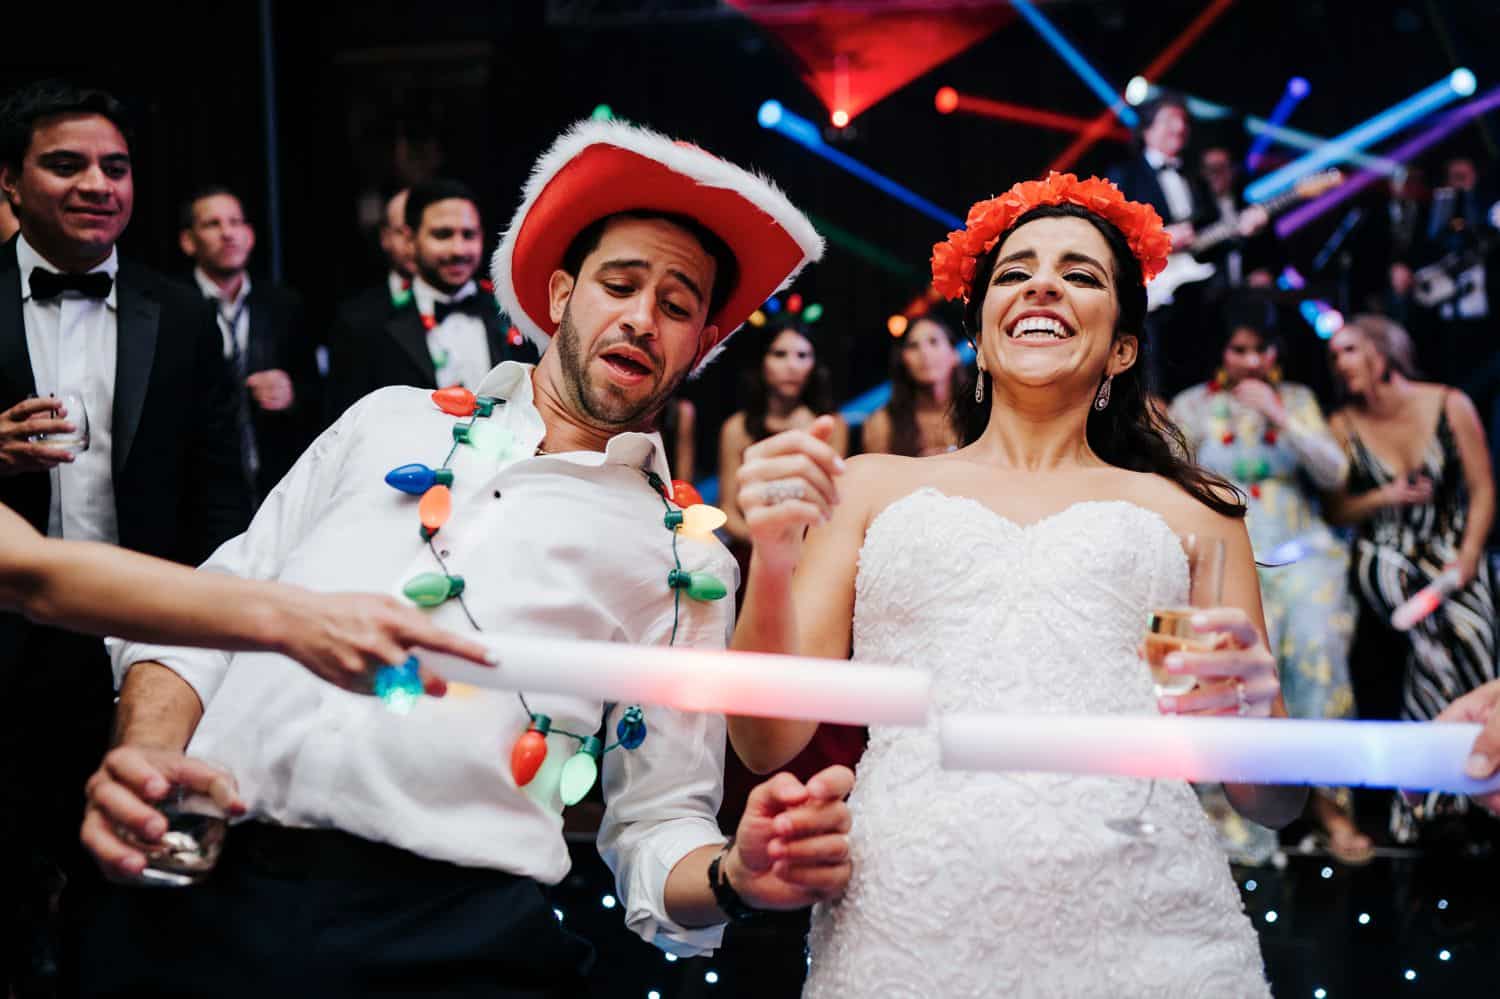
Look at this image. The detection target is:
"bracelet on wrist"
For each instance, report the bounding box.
[707,839,761,923]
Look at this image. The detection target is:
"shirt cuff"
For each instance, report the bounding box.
[106,637,229,706]
[617,816,729,957]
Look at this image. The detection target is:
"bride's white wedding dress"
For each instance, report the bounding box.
[804,488,1270,998]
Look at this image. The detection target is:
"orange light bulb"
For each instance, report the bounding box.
[419,485,452,533]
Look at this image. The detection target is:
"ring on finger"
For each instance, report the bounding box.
[1234,679,1251,716]
[761,479,806,506]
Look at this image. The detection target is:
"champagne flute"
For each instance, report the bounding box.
[1107,534,1225,837]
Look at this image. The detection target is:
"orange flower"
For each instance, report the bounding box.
[929,172,1171,302]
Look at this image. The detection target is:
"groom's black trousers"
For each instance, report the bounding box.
[69,822,595,998]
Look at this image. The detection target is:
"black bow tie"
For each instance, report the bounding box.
[30,269,113,301]
[433,295,486,324]
[1155,159,1183,173]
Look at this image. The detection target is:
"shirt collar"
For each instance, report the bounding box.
[412,275,476,315]
[1144,147,1181,171]
[193,267,252,312]
[476,361,674,486]
[16,231,119,309]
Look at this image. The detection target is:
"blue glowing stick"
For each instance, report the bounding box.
[1246,77,1310,171]
[1246,70,1476,204]
[1012,0,1137,127]
[757,102,962,229]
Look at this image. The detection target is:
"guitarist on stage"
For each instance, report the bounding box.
[1200,146,1277,291]
[1108,96,1267,395]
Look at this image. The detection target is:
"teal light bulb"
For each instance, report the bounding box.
[559,737,603,806]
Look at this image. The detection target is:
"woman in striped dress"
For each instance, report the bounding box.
[1325,314,1498,841]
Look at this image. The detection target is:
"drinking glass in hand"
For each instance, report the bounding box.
[118,787,229,887]
[1143,534,1227,697]
[34,392,89,455]
[1107,534,1225,837]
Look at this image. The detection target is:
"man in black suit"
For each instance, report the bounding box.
[180,185,320,504]
[324,179,538,416]
[1109,96,1253,395]
[0,80,249,994]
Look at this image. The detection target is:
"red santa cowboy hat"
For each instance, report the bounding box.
[491,118,824,375]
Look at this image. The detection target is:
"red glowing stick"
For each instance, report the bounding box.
[1391,569,1462,632]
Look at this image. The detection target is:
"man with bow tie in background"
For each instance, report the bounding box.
[325,178,538,416]
[0,79,248,995]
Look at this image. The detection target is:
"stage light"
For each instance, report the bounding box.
[1265,910,1278,924]
[1125,76,1150,106]
[1439,950,1452,962]
[1320,866,1333,879]
[1452,67,1477,96]
[1315,309,1344,338]
[1314,990,1327,999]
[806,212,928,282]
[1245,879,1258,891]
[602,894,617,909]
[887,315,909,337]
[554,908,564,921]
[1358,912,1371,925]
[1247,71,1481,204]
[831,108,850,128]
[1247,76,1313,171]
[705,971,720,985]
[1438,899,1449,910]
[665,954,678,963]
[1405,970,1417,982]
[935,86,959,114]
[1277,267,1306,291]
[1277,85,1500,237]
[1012,0,1136,126]
[757,101,962,227]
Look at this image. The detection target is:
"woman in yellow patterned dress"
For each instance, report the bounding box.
[1171,309,1373,865]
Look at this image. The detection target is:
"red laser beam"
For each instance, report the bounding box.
[936,88,1133,141]
[1048,0,1236,174]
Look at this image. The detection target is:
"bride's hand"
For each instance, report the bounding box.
[1155,607,1279,718]
[737,415,844,573]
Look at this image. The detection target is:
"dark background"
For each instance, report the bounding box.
[6,0,1500,472]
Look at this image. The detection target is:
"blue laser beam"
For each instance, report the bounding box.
[1246,77,1311,171]
[1246,69,1476,204]
[757,101,962,228]
[1011,0,1137,127]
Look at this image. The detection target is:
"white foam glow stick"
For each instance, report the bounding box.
[938,714,1500,793]
[1391,568,1462,631]
[417,633,931,726]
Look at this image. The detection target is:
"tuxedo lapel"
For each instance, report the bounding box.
[0,241,37,403]
[386,307,437,386]
[112,264,160,477]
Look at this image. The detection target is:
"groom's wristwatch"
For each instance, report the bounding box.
[708,839,760,923]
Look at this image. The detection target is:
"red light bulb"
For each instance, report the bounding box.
[433,386,478,416]
[511,729,548,786]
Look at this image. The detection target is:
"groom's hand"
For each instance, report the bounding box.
[1436,679,1500,815]
[725,764,854,910]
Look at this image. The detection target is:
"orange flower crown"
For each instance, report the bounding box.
[930,172,1172,302]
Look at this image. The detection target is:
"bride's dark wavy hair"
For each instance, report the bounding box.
[959,202,1244,519]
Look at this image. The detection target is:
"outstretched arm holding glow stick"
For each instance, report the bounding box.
[728,415,853,773]
[0,492,487,695]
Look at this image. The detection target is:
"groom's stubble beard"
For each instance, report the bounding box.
[554,302,692,431]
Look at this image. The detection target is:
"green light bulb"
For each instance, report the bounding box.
[403,572,463,607]
[559,737,602,806]
[467,421,515,461]
[591,104,614,121]
[802,303,824,323]
[668,569,727,602]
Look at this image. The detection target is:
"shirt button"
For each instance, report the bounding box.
[439,549,451,558]
[493,490,502,499]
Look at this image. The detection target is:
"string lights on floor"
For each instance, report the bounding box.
[372,386,729,806]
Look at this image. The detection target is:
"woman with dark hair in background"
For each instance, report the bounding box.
[718,317,848,544]
[1171,306,1370,865]
[862,314,969,457]
[728,175,1299,994]
[1325,314,1499,842]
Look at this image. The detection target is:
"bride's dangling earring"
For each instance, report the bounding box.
[975,370,985,404]
[1093,375,1113,411]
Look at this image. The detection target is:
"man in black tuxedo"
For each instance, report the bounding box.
[325,179,538,416]
[0,80,249,994]
[1109,96,1231,396]
[1198,146,1278,292]
[180,185,320,504]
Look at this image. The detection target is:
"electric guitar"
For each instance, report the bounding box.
[1147,169,1344,312]
[1412,202,1500,307]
